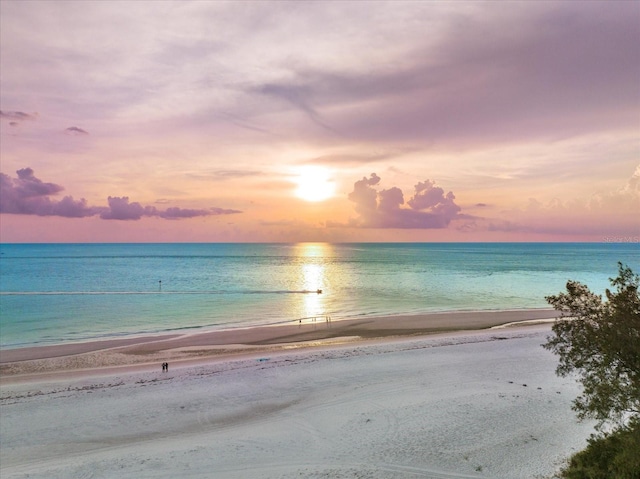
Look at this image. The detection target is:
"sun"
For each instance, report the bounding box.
[294,167,336,202]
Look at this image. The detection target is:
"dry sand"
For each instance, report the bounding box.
[0,310,592,478]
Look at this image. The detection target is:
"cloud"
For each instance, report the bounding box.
[217,112,274,135]
[348,173,380,219]
[99,198,241,220]
[461,165,640,237]
[0,3,636,242]
[213,170,262,179]
[346,173,462,229]
[99,197,155,220]
[11,167,63,196]
[587,164,640,212]
[184,170,265,182]
[65,126,89,135]
[258,83,337,133]
[248,2,639,147]
[0,168,95,217]
[407,180,461,219]
[160,206,241,219]
[622,164,640,194]
[305,150,410,166]
[0,168,242,220]
[0,110,38,121]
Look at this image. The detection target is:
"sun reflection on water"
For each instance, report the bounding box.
[294,243,331,321]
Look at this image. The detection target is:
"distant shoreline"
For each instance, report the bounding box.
[0,308,560,380]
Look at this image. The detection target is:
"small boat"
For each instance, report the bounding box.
[316,289,322,294]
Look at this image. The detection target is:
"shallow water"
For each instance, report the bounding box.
[1,242,637,348]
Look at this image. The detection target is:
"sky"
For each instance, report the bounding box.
[1,0,639,243]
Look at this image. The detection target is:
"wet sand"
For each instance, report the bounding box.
[0,309,559,379]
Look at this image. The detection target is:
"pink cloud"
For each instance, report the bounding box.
[247,2,638,147]
[347,174,462,228]
[0,168,242,221]
[460,165,640,237]
[0,110,38,121]
[161,207,240,219]
[0,169,95,218]
[65,126,89,135]
[9,167,63,197]
[99,197,154,220]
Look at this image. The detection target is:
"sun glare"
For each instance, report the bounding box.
[294,167,336,202]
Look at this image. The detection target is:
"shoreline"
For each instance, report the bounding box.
[0,308,560,381]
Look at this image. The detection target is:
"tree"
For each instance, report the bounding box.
[560,425,640,479]
[543,263,640,430]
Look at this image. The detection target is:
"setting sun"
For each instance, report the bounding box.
[294,167,336,202]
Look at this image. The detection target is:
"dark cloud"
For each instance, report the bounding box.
[347,174,461,229]
[0,110,38,121]
[0,168,242,221]
[65,126,89,135]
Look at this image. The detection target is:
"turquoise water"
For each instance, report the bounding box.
[0,243,637,349]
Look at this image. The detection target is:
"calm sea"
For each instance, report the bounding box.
[0,243,637,349]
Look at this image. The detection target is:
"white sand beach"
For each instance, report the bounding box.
[0,313,593,479]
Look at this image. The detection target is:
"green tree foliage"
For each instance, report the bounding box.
[545,263,640,478]
[544,263,640,430]
[558,420,640,479]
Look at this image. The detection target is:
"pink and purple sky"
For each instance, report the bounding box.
[1,0,638,242]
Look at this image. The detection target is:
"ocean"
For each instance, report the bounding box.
[0,243,637,349]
